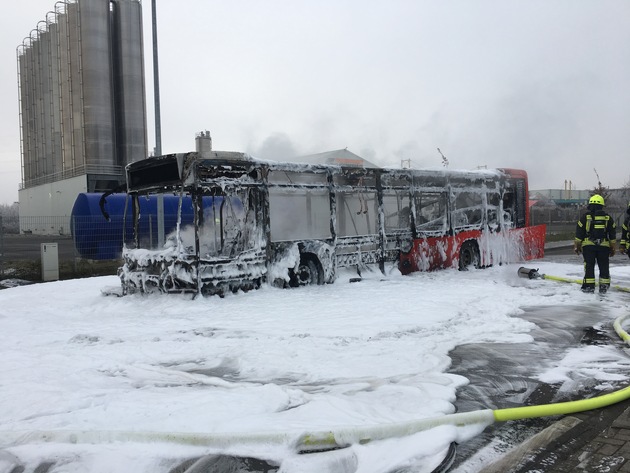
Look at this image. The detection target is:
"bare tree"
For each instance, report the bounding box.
[0,203,19,234]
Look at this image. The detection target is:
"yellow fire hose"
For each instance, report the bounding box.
[299,311,630,451]
[518,266,630,293]
[2,278,630,454]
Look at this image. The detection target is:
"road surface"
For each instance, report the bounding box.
[1,234,76,261]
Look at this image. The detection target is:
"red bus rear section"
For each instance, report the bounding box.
[400,226,546,274]
[400,167,545,273]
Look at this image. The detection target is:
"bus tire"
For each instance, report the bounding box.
[292,255,323,286]
[458,241,480,271]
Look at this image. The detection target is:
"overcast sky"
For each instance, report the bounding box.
[1,0,629,205]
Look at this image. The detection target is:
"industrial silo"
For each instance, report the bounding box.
[56,3,75,174]
[111,0,147,165]
[27,30,43,181]
[37,24,54,178]
[66,0,87,171]
[77,0,116,169]
[47,14,63,177]
[17,0,147,197]
[17,43,27,182]
[17,42,32,184]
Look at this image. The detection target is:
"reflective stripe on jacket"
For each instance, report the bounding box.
[575,212,616,247]
[621,216,629,249]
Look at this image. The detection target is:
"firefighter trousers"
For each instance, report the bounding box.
[582,244,611,291]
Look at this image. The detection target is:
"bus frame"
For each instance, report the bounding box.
[118,151,546,296]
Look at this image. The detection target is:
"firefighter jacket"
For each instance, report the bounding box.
[621,214,630,251]
[575,210,616,248]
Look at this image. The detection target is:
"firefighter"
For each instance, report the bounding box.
[620,202,630,258]
[574,194,616,293]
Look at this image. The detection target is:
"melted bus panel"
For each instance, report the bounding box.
[116,153,546,296]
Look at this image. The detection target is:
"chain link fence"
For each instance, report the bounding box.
[2,203,628,285]
[530,198,628,242]
[530,206,581,241]
[0,212,180,285]
[1,214,122,285]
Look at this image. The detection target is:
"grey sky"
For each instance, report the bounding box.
[2,0,629,205]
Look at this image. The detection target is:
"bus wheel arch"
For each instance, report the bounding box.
[291,253,324,286]
[458,240,480,271]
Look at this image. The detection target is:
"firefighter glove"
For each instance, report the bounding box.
[610,243,616,257]
[574,241,582,255]
[621,245,627,255]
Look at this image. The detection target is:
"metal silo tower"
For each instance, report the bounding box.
[17,0,147,192]
[17,0,147,234]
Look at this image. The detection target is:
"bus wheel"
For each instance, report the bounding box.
[459,241,480,271]
[293,255,323,286]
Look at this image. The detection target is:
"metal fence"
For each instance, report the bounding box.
[530,202,628,241]
[1,211,187,284]
[1,207,626,284]
[1,214,122,284]
[530,206,581,240]
[19,216,72,236]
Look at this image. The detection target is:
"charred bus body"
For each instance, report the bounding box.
[117,152,545,296]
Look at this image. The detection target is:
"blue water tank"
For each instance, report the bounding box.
[71,193,196,260]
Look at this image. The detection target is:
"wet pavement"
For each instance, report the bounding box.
[449,304,630,472]
[449,244,630,472]
[488,402,630,472]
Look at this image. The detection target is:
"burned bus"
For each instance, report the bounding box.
[115,151,546,296]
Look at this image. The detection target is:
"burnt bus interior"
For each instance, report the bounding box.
[119,152,526,295]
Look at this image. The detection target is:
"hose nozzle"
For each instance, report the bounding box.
[518,267,541,279]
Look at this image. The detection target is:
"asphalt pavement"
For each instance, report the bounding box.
[451,241,630,473]
[0,234,76,261]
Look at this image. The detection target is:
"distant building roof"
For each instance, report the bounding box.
[288,149,380,168]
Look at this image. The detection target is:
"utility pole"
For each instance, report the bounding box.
[152,0,164,248]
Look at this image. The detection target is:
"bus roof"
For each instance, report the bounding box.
[125,152,522,193]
